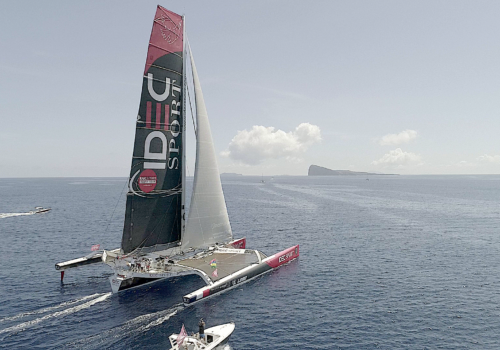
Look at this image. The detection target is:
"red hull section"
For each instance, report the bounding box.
[183,244,299,304]
[264,245,300,268]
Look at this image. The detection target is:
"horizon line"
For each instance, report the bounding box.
[1,173,500,179]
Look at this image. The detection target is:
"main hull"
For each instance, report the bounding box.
[110,276,161,293]
[109,269,211,293]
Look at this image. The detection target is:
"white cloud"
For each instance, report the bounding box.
[455,160,478,168]
[477,154,500,163]
[379,129,418,146]
[372,148,422,167]
[222,123,321,165]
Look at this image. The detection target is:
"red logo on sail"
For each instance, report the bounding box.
[138,169,157,193]
[158,14,182,44]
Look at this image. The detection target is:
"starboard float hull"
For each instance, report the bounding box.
[183,245,299,304]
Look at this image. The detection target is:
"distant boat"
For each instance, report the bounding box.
[55,5,299,304]
[168,322,235,350]
[31,207,51,214]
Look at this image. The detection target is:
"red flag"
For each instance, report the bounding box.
[91,244,100,251]
[177,324,187,346]
[212,269,218,277]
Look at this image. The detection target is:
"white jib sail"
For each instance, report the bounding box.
[182,45,233,250]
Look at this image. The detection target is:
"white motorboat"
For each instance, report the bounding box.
[31,207,51,214]
[169,322,235,350]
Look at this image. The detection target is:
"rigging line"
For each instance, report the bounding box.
[103,178,128,237]
[153,195,181,252]
[134,193,178,253]
[186,39,197,137]
[151,194,177,250]
[186,80,197,137]
[128,182,182,245]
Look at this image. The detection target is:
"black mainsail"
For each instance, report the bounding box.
[121,6,185,254]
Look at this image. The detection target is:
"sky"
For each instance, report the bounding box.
[1,0,500,177]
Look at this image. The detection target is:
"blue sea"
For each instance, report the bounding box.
[1,175,500,349]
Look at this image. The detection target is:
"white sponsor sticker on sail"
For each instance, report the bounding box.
[216,248,246,254]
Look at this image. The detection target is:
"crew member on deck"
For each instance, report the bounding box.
[199,318,205,341]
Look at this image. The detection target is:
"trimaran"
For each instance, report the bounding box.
[55,5,299,304]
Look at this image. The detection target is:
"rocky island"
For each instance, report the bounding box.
[220,172,243,177]
[308,165,396,176]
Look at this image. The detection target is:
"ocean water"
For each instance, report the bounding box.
[1,175,500,349]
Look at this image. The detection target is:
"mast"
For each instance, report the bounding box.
[181,15,187,241]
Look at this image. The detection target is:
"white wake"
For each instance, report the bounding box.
[0,212,36,219]
[64,303,184,349]
[0,293,111,335]
[0,293,102,323]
